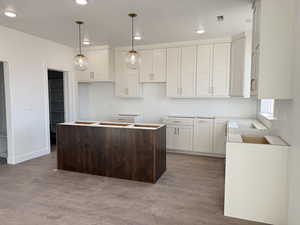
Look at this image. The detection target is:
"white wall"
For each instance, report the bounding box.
[78,82,257,123]
[0,25,76,164]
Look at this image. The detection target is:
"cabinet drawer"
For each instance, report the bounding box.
[163,117,194,126]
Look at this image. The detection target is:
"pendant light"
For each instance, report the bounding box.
[74,21,88,71]
[125,13,141,70]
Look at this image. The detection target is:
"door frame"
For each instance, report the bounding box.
[0,61,14,164]
[43,64,73,152]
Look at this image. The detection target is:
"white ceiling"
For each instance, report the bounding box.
[0,0,252,47]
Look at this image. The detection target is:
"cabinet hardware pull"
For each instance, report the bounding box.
[90,72,95,80]
[251,79,256,91]
[149,73,154,80]
[174,128,176,135]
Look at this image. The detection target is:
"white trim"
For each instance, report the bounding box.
[167,149,225,158]
[0,61,15,164]
[43,65,74,156]
[115,37,232,51]
[259,113,277,121]
[13,147,50,165]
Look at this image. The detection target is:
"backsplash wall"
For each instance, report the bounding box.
[78,83,258,123]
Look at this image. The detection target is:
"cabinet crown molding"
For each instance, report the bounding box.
[115,37,232,51]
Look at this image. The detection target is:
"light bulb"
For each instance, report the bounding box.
[125,50,141,70]
[74,54,88,71]
[75,0,88,5]
[4,10,16,18]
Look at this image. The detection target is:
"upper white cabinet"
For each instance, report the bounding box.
[140,49,166,82]
[196,43,231,97]
[76,46,114,82]
[230,32,252,98]
[193,118,214,153]
[251,0,295,99]
[166,46,197,97]
[212,43,231,97]
[115,51,143,98]
[196,45,213,97]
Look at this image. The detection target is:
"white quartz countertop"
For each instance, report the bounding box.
[59,121,165,130]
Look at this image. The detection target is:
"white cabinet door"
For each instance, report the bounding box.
[166,48,181,97]
[193,119,213,153]
[88,50,109,81]
[152,49,166,82]
[212,43,231,97]
[197,45,213,97]
[166,125,193,151]
[139,50,153,82]
[181,46,197,97]
[230,37,246,97]
[213,119,227,155]
[140,49,166,82]
[177,126,193,151]
[166,126,177,150]
[115,51,142,97]
[76,70,91,82]
[77,48,112,82]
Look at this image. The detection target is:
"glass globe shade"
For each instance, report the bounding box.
[125,50,141,70]
[74,54,88,71]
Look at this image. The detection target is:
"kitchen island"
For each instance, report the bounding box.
[57,121,166,183]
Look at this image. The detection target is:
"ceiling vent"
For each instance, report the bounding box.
[217,15,224,22]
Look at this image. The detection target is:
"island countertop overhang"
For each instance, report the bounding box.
[58,121,165,130]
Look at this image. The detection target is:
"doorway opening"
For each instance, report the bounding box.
[0,62,8,165]
[48,70,65,152]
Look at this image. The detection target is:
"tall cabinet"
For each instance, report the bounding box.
[230,32,252,98]
[251,0,295,99]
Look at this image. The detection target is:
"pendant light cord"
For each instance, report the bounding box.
[79,23,82,55]
[131,16,134,51]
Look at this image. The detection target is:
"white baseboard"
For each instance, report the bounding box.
[167,149,225,158]
[12,147,50,165]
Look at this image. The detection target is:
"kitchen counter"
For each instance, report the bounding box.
[57,121,166,183]
[60,121,164,130]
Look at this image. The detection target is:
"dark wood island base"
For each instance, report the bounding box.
[57,122,166,183]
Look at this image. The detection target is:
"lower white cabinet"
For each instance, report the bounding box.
[213,119,227,155]
[164,117,227,156]
[166,126,193,151]
[193,118,214,153]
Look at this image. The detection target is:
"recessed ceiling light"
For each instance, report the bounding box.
[4,10,16,18]
[134,35,142,40]
[82,39,90,45]
[196,28,205,34]
[75,0,88,5]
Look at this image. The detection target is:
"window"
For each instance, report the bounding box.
[260,99,275,119]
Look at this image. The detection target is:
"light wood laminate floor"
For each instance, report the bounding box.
[0,151,267,225]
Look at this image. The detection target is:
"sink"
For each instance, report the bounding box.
[133,124,161,128]
[242,136,270,144]
[99,122,131,127]
[75,121,97,125]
